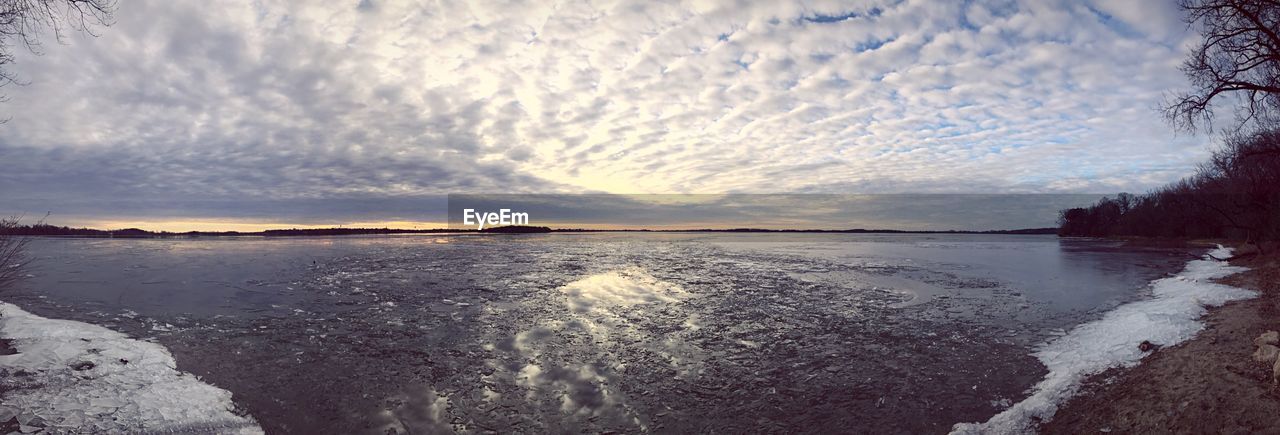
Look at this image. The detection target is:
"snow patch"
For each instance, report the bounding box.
[0,303,262,433]
[952,245,1255,434]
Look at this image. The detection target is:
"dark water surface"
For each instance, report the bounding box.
[7,234,1191,434]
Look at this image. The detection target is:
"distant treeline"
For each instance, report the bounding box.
[1,223,1055,237]
[0,224,565,237]
[0,224,469,238]
[0,225,555,237]
[1059,129,1279,244]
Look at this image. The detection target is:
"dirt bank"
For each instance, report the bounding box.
[1042,247,1280,434]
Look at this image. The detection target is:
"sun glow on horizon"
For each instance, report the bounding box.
[44,218,911,233]
[56,219,452,233]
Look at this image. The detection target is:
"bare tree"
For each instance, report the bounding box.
[0,216,32,292]
[0,0,114,103]
[1166,0,1280,131]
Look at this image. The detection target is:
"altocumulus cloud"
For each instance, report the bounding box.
[0,0,1215,226]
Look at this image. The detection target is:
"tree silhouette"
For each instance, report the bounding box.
[0,0,114,106]
[1058,129,1280,250]
[1166,0,1280,131]
[0,216,32,292]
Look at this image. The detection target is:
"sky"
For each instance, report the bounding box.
[0,0,1216,230]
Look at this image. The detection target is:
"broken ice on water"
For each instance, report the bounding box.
[1,233,1213,433]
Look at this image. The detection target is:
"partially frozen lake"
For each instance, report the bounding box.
[4,233,1195,433]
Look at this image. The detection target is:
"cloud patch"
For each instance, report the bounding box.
[0,0,1210,224]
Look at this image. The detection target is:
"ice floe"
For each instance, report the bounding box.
[0,302,262,434]
[952,245,1255,434]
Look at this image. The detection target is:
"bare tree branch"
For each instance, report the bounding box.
[0,215,33,292]
[0,0,115,103]
[1167,0,1280,131]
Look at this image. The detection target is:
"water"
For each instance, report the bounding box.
[4,233,1192,433]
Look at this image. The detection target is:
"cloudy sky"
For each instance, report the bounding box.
[0,0,1214,230]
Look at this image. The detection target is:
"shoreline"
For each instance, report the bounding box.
[0,303,262,433]
[1041,245,1280,433]
[950,242,1256,433]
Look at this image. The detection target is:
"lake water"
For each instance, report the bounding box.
[4,233,1193,433]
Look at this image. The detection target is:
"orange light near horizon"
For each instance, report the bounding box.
[41,218,882,233]
[60,219,453,233]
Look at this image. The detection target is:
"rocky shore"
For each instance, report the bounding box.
[1043,246,1280,434]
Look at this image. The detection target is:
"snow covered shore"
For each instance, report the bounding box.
[0,303,262,434]
[952,245,1256,434]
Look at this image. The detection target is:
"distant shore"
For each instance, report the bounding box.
[1,224,1059,238]
[1042,243,1280,433]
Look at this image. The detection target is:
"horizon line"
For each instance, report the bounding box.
[7,223,1060,236]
